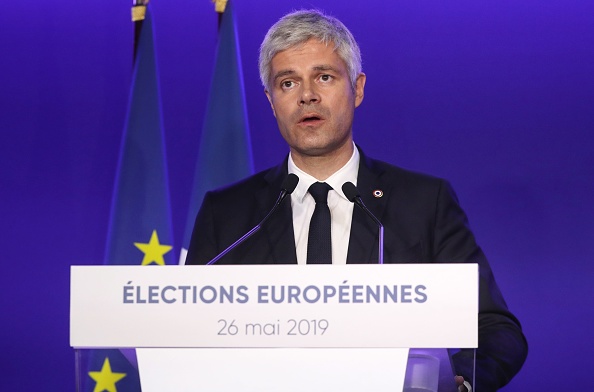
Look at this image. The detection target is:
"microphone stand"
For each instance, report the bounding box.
[206,174,299,265]
[342,182,384,264]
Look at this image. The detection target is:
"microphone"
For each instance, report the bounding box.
[206,174,299,265]
[342,182,384,264]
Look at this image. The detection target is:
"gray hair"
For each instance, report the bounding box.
[258,9,362,91]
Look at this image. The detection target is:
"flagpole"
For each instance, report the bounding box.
[213,0,227,29]
[132,0,148,63]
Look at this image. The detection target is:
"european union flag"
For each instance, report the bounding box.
[82,6,172,392]
[180,0,254,263]
[105,5,174,268]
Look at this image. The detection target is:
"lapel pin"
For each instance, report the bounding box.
[373,189,383,198]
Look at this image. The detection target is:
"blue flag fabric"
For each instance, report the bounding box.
[83,7,172,392]
[105,7,174,267]
[181,0,254,261]
[80,349,141,392]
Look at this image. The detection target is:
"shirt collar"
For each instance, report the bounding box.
[288,143,360,203]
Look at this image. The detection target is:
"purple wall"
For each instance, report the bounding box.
[1,0,593,390]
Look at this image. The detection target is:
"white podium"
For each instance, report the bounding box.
[71,264,477,391]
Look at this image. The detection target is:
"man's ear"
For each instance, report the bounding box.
[354,73,366,108]
[264,90,277,118]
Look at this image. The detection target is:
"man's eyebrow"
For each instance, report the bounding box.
[272,69,296,82]
[272,65,341,83]
[312,65,340,73]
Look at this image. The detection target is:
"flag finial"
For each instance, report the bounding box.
[132,0,149,22]
[212,0,228,13]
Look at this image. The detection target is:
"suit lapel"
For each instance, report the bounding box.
[347,150,390,264]
[259,160,298,264]
[256,150,393,265]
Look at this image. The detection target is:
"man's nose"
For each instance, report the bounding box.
[299,81,320,105]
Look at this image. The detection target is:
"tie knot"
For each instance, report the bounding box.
[308,182,332,204]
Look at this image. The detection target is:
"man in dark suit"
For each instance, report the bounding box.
[186,9,527,391]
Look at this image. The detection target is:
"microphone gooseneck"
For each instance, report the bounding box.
[342,182,384,264]
[206,174,299,265]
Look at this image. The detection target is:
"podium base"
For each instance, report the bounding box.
[137,348,409,392]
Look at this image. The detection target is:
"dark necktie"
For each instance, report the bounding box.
[307,182,332,264]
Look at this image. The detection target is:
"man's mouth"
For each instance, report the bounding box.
[303,116,320,122]
[298,114,324,124]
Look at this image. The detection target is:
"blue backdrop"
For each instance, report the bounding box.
[1,0,593,390]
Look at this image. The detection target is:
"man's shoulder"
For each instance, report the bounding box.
[363,154,447,189]
[205,164,284,201]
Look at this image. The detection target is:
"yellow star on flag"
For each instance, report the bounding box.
[134,230,172,265]
[88,357,126,392]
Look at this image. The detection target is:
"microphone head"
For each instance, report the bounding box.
[342,182,360,202]
[282,173,299,194]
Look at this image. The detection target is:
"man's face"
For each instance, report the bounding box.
[265,39,365,160]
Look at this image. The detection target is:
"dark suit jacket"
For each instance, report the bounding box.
[186,149,528,391]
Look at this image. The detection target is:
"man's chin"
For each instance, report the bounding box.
[290,140,353,159]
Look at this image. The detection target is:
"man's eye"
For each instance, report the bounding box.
[282,81,294,89]
[320,74,333,82]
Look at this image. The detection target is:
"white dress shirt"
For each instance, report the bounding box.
[288,145,360,265]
